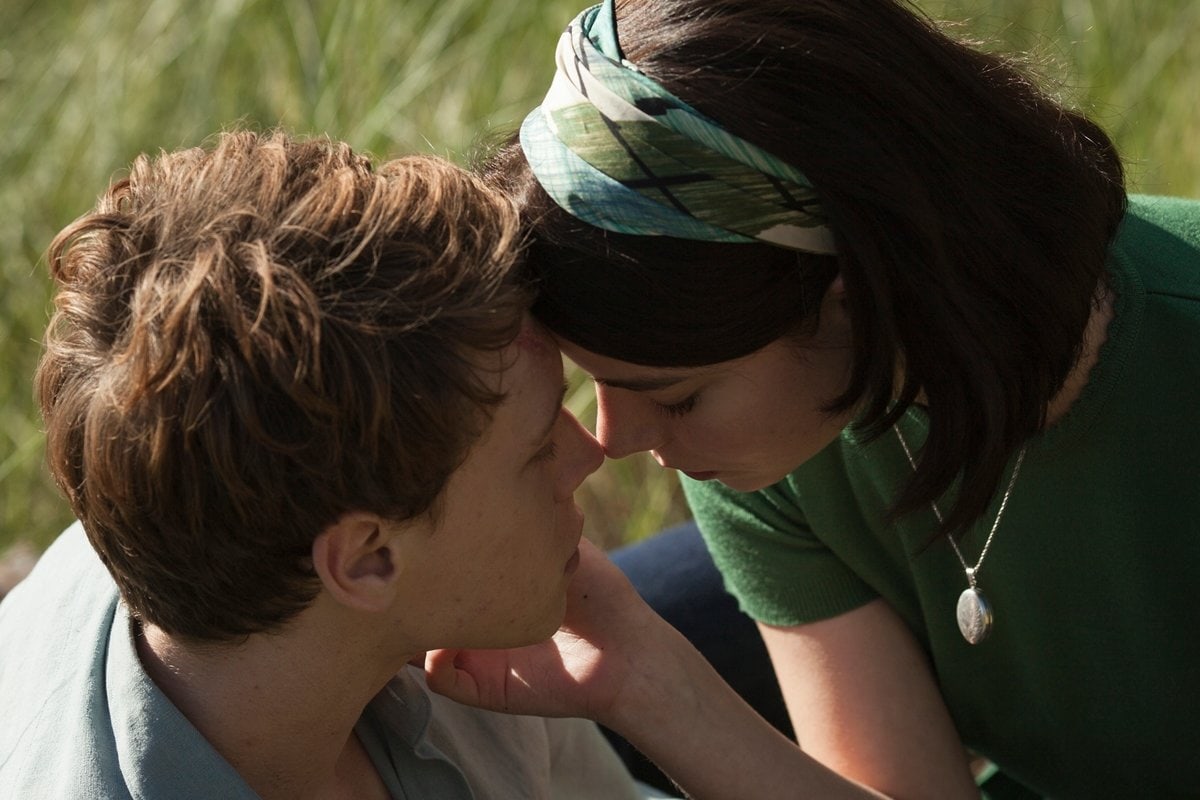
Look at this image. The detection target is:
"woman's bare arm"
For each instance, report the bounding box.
[759,600,979,799]
[425,542,902,799]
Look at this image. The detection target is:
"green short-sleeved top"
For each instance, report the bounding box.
[683,195,1200,799]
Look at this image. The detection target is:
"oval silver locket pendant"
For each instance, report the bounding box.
[955,587,993,644]
[895,427,1023,648]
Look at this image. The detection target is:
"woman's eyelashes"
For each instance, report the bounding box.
[654,393,698,418]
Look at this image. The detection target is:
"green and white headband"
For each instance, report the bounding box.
[520,0,837,255]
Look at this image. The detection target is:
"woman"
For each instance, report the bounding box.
[428,1,1200,797]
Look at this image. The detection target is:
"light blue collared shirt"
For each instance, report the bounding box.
[0,524,643,800]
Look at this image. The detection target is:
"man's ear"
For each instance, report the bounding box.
[311,512,402,613]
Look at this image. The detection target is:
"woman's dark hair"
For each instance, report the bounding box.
[486,0,1126,538]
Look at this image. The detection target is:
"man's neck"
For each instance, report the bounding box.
[135,617,398,800]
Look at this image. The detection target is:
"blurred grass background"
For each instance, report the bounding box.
[1,0,1197,561]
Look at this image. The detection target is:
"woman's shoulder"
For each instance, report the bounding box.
[1127,193,1200,238]
[1115,194,1200,299]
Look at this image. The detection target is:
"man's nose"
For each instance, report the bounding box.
[555,409,605,501]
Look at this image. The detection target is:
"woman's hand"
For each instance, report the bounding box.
[424,538,665,726]
[425,540,895,800]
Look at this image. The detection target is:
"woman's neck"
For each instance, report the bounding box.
[902,283,1115,429]
[1044,284,1116,428]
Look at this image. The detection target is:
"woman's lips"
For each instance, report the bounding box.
[682,470,718,481]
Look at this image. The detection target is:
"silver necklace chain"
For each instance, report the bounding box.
[894,425,1027,644]
[894,427,1026,589]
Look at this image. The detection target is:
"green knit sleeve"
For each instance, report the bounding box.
[681,473,879,627]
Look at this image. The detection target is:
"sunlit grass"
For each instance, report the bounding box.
[924,0,1200,194]
[1,0,1196,556]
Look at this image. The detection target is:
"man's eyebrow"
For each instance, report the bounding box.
[534,379,570,444]
[593,375,688,392]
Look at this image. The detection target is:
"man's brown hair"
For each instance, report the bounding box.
[37,130,529,641]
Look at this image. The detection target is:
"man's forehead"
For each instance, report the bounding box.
[503,321,565,444]
[515,319,556,355]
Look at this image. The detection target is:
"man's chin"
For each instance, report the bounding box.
[506,599,570,649]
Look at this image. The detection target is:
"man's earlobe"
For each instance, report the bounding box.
[311,512,400,613]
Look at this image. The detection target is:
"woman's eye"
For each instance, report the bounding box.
[655,394,697,418]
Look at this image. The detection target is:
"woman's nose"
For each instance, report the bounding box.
[594,384,666,459]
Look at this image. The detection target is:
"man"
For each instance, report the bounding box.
[0,130,647,799]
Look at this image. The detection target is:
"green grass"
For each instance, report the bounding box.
[1,0,1197,556]
[924,0,1200,194]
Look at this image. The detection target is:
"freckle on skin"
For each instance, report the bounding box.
[515,327,545,350]
[515,322,556,359]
